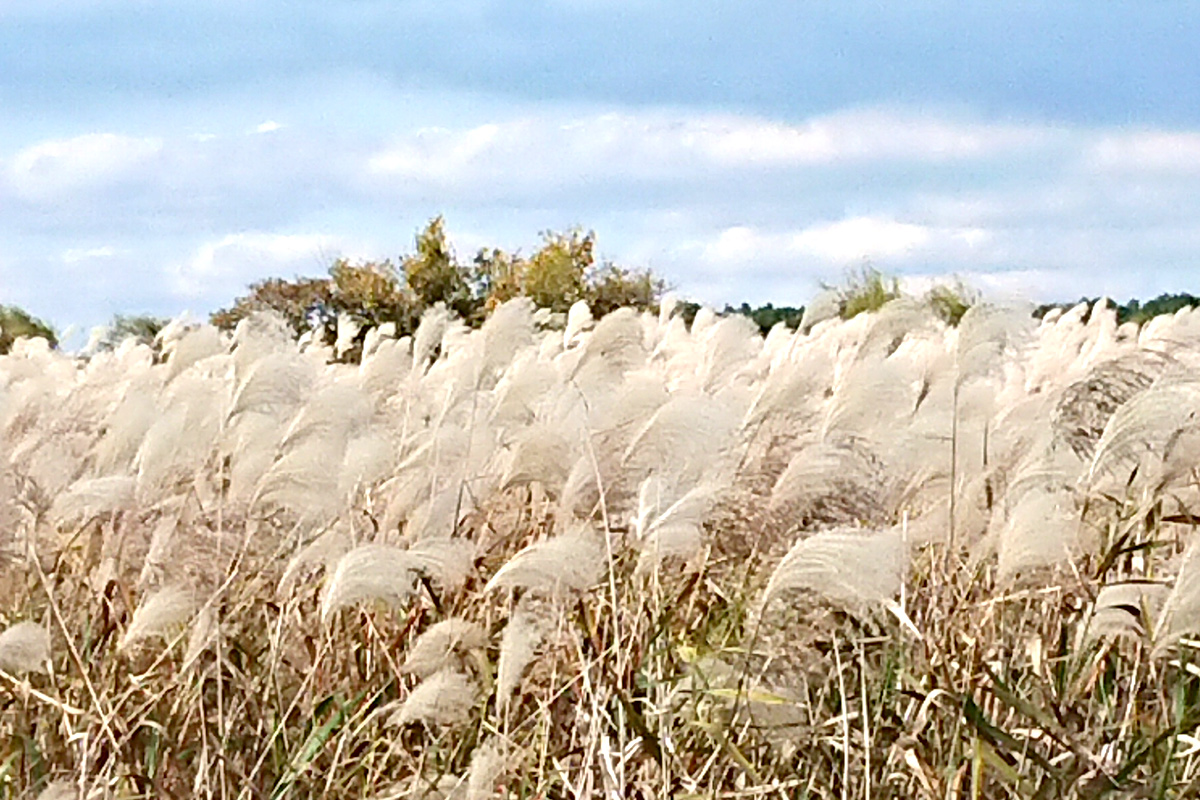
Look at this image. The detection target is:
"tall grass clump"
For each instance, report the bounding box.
[8,291,1200,797]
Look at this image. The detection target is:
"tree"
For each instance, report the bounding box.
[91,313,169,352]
[586,264,666,318]
[211,275,334,334]
[402,216,479,320]
[0,304,56,354]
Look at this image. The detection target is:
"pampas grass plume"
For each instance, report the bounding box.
[389,669,478,728]
[321,544,420,622]
[120,586,198,651]
[0,621,51,674]
[485,526,604,595]
[763,527,905,613]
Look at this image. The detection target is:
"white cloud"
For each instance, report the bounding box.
[364,108,1055,192]
[168,232,347,300]
[697,218,992,271]
[1088,131,1200,173]
[62,246,120,264]
[8,133,163,199]
[254,120,284,134]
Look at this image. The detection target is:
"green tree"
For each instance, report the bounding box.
[402,216,479,319]
[0,304,57,354]
[586,264,666,318]
[92,313,169,352]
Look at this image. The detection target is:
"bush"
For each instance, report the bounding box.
[0,304,56,353]
[828,265,901,320]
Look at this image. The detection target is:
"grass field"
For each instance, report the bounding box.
[4,296,1200,798]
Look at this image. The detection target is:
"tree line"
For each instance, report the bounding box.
[3,217,1200,355]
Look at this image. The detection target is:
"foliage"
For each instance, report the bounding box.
[926,279,979,326]
[1036,293,1200,326]
[828,264,902,319]
[0,303,56,353]
[402,215,478,320]
[211,219,665,350]
[210,275,334,334]
[91,313,169,352]
[724,302,805,335]
[587,263,667,318]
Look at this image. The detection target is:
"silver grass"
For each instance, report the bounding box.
[855,298,936,362]
[279,383,373,453]
[768,439,889,526]
[320,544,421,621]
[762,527,905,613]
[954,302,1032,387]
[564,300,594,349]
[405,537,477,593]
[278,527,353,596]
[485,526,605,595]
[623,391,740,477]
[227,352,314,422]
[136,510,181,591]
[1083,582,1168,642]
[135,374,223,498]
[34,783,72,800]
[359,337,412,397]
[402,618,487,678]
[1154,536,1200,652]
[360,322,395,361]
[92,383,159,474]
[412,304,454,376]
[389,668,478,728]
[742,356,822,429]
[182,605,218,671]
[1088,378,1200,488]
[699,314,762,391]
[479,298,536,383]
[404,485,475,541]
[0,621,51,674]
[466,739,506,800]
[822,356,918,442]
[253,436,346,524]
[995,490,1081,580]
[799,290,841,333]
[571,307,645,381]
[635,476,716,569]
[497,600,551,709]
[50,475,136,526]
[500,425,574,491]
[335,313,362,360]
[222,411,286,504]
[339,432,396,501]
[490,352,558,427]
[165,325,225,382]
[1052,352,1170,459]
[120,585,198,651]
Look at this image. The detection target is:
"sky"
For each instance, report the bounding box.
[3,1,1200,335]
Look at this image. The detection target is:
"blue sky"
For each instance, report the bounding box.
[3,1,1200,333]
